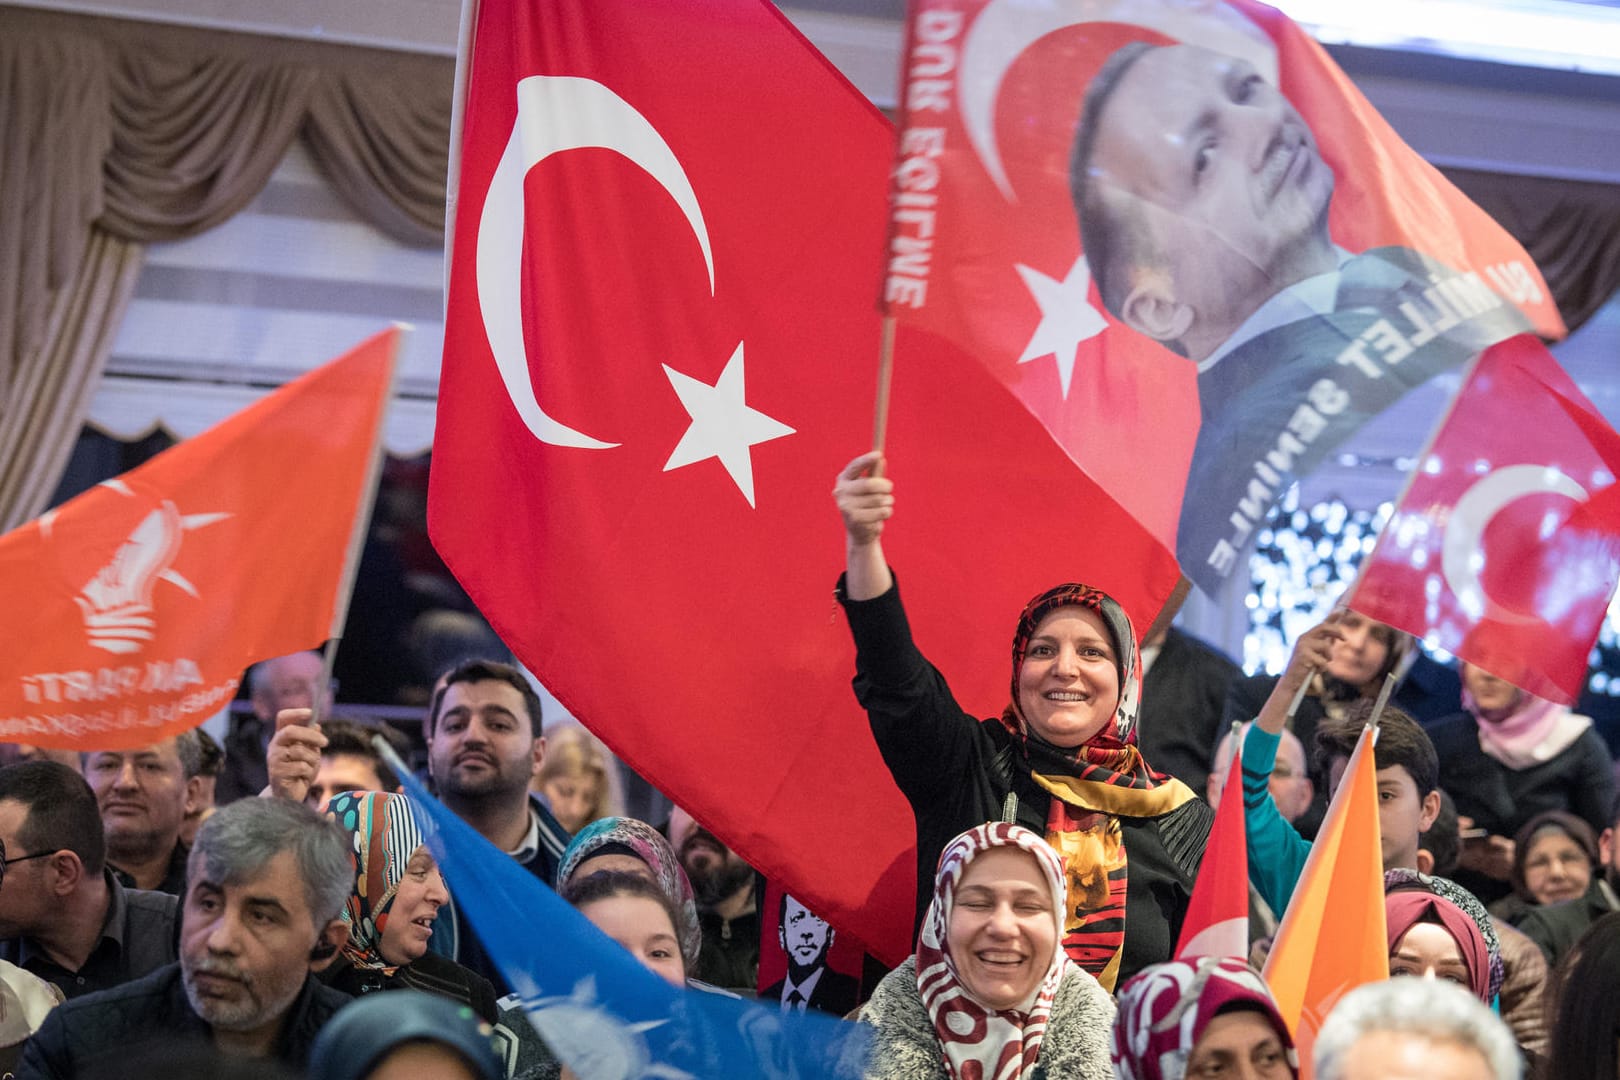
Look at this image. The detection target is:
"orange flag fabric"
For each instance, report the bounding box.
[0,328,398,750]
[1262,723,1388,1075]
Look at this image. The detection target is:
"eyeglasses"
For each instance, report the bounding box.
[0,839,53,886]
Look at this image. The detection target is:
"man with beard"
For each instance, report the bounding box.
[1518,793,1620,968]
[17,797,352,1077]
[82,732,204,895]
[425,659,568,993]
[760,895,859,1016]
[670,807,760,993]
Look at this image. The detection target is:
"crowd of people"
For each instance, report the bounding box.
[0,451,1614,1078]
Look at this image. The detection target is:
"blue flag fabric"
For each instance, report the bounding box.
[392,765,870,1079]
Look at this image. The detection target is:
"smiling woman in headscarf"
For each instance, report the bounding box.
[554,816,702,975]
[1112,956,1297,1080]
[834,453,1213,989]
[855,823,1114,1080]
[321,791,498,1022]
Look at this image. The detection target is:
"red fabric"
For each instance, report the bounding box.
[1349,334,1620,704]
[1174,732,1248,960]
[429,0,1180,965]
[882,0,1560,587]
[0,329,397,749]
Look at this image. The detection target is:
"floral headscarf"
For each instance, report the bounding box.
[325,790,426,975]
[1005,583,1141,748]
[916,823,1072,1080]
[1111,957,1298,1080]
[556,816,701,969]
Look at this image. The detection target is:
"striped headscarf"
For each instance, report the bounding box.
[1111,957,1298,1080]
[556,816,702,970]
[325,790,426,975]
[916,823,1071,1080]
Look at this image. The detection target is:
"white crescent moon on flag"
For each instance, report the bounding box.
[475,75,717,450]
[959,0,1279,200]
[1442,464,1588,625]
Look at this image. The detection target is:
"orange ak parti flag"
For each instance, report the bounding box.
[0,328,399,751]
[1262,722,1388,1076]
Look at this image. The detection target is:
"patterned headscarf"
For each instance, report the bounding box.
[557,816,701,969]
[915,823,1071,1080]
[1383,868,1504,1003]
[1111,957,1298,1080]
[325,790,427,976]
[1001,584,1195,990]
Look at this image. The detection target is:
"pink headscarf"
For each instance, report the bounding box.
[1111,957,1297,1080]
[1463,667,1591,769]
[916,823,1071,1080]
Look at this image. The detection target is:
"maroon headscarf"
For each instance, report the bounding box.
[1385,891,1491,1003]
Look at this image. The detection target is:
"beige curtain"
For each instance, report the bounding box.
[0,7,453,532]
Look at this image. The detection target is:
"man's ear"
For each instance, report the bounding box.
[1418,790,1442,833]
[1119,280,1193,345]
[45,850,85,897]
[309,919,350,972]
[1601,827,1614,867]
[184,774,205,817]
[530,734,547,780]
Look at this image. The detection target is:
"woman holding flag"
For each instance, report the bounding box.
[834,452,1212,989]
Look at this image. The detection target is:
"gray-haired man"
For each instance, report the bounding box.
[18,797,352,1077]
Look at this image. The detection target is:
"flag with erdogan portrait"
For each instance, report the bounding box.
[883,0,1562,594]
[429,0,1181,964]
[1350,334,1620,705]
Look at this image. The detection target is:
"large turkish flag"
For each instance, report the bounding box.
[430,0,1179,962]
[1350,335,1620,705]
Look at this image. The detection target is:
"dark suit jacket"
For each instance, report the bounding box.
[761,967,861,1017]
[1179,246,1531,591]
[1137,628,1241,793]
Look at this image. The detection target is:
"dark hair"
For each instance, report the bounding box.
[1420,789,1460,878]
[562,869,683,946]
[1544,911,1620,1080]
[318,719,405,790]
[1311,701,1438,798]
[194,729,224,780]
[427,659,542,739]
[1511,810,1599,901]
[0,761,106,876]
[1069,41,1163,322]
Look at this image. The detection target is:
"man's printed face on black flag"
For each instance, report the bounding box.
[1075,42,1338,363]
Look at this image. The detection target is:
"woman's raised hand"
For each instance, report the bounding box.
[1256,612,1345,734]
[835,451,895,601]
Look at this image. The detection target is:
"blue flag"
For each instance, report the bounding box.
[391,764,871,1079]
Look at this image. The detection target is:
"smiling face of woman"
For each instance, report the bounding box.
[1015,607,1120,749]
[378,845,449,967]
[1522,829,1592,907]
[946,846,1057,1011]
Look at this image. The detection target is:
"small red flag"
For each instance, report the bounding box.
[1350,334,1620,704]
[0,329,398,749]
[430,0,1179,963]
[1175,729,1249,960]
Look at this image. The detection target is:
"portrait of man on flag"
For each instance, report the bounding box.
[883,0,1565,595]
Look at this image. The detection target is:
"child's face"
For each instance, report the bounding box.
[1328,756,1437,870]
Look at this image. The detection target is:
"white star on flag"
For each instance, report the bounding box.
[662,342,795,508]
[1015,256,1108,399]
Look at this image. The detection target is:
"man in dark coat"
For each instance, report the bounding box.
[17,798,353,1077]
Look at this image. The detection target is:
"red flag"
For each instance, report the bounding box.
[1175,729,1248,959]
[430,0,1179,963]
[884,0,1561,595]
[0,329,398,749]
[1350,334,1620,704]
[1263,724,1388,1075]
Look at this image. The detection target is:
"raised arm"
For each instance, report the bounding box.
[834,450,894,600]
[1255,615,1343,734]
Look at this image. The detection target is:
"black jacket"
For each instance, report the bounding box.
[15,962,350,1079]
[1136,628,1241,794]
[840,579,1211,984]
[1517,878,1618,969]
[320,948,499,1023]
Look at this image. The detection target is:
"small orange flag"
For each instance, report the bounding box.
[0,328,399,749]
[1262,723,1389,1076]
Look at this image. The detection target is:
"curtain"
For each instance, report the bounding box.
[0,7,453,530]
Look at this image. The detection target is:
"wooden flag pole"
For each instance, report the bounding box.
[870,315,896,476]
